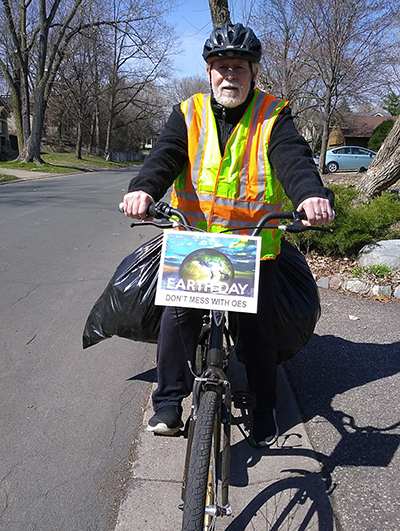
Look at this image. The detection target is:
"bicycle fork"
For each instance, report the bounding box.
[181,376,233,518]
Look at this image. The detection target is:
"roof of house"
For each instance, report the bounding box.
[340,115,396,138]
[0,96,12,114]
[0,105,9,118]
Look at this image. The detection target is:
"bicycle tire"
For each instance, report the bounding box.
[182,390,221,531]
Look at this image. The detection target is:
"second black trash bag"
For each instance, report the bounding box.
[272,239,321,363]
[231,239,320,364]
[82,234,164,349]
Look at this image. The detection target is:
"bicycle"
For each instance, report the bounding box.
[120,200,332,531]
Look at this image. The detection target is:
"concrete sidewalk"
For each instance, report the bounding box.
[0,167,66,182]
[115,361,336,530]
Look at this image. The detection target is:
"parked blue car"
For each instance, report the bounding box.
[323,146,376,173]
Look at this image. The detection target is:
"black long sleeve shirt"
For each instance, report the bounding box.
[128,92,334,209]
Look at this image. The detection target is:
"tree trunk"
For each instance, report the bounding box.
[105,111,113,158]
[10,88,24,154]
[88,111,95,153]
[21,75,31,144]
[208,0,231,27]
[88,109,101,156]
[75,120,83,159]
[20,85,47,163]
[319,119,329,174]
[95,102,101,155]
[317,84,333,174]
[105,76,117,158]
[356,115,400,201]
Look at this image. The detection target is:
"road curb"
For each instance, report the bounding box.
[315,275,400,301]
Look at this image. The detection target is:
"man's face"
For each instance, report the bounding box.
[207,58,256,108]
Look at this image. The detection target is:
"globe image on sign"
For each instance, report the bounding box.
[179,248,235,285]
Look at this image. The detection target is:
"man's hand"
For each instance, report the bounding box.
[297,197,334,226]
[123,191,154,220]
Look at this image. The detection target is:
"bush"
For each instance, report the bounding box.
[368,264,392,278]
[368,119,395,152]
[282,185,400,257]
[350,266,365,277]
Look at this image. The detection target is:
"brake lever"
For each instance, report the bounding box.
[315,226,334,233]
[129,220,175,229]
[279,222,333,233]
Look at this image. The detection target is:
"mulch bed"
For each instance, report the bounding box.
[305,251,400,290]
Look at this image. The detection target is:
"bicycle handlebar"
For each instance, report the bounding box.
[118,201,334,234]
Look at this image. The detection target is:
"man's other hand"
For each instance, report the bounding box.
[123,191,154,220]
[297,197,334,226]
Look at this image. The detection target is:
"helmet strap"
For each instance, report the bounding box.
[208,64,214,96]
[250,62,256,92]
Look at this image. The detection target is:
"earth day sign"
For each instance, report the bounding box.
[155,231,261,313]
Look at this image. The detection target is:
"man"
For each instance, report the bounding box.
[123,23,334,446]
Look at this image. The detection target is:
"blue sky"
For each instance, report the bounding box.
[166,0,214,79]
[165,0,253,78]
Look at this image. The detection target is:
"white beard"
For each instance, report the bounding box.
[213,82,247,108]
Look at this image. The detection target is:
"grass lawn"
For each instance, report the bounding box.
[0,152,140,174]
[0,173,19,182]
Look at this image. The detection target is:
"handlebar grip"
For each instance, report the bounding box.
[118,202,156,216]
[147,203,156,217]
[295,210,335,220]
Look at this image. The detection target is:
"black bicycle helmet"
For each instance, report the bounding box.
[203,23,262,63]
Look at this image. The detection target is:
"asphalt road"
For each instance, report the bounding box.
[0,170,159,531]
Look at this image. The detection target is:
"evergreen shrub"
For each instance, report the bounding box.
[368,120,395,152]
[283,185,400,257]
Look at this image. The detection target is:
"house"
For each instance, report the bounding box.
[328,114,396,149]
[0,96,18,160]
[0,102,10,160]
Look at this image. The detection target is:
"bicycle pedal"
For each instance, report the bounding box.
[233,391,257,409]
[154,432,180,437]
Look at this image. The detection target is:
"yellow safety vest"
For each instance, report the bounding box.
[171,89,288,259]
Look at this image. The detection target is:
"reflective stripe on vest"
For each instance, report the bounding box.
[172,89,288,259]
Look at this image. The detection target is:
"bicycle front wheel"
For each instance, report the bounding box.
[182,390,221,531]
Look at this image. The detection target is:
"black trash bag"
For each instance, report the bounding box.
[272,239,321,363]
[231,239,320,365]
[82,234,164,349]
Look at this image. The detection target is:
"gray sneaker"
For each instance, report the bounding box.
[252,408,279,447]
[147,405,183,435]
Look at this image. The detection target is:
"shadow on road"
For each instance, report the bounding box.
[127,367,157,382]
[285,334,400,472]
[225,470,335,531]
[227,333,400,529]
